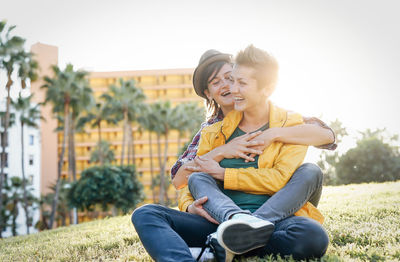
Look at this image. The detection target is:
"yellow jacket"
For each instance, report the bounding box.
[178,101,324,224]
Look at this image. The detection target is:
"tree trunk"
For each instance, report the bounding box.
[127,123,132,166]
[71,114,77,182]
[162,131,169,205]
[49,102,69,229]
[156,133,164,205]
[68,114,73,182]
[98,122,103,165]
[0,80,12,238]
[12,197,18,236]
[121,110,128,166]
[148,132,156,203]
[177,131,182,156]
[20,122,30,234]
[131,126,136,166]
[70,114,77,225]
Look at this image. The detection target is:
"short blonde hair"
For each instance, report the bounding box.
[235,45,279,91]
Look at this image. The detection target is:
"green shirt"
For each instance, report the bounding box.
[219,123,270,212]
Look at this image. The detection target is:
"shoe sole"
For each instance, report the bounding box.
[217,220,274,255]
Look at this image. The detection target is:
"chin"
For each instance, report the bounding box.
[234,103,245,112]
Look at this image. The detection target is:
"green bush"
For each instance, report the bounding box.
[67,165,144,214]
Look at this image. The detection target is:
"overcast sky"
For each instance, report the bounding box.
[2,0,400,158]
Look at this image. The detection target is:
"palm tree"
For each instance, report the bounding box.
[77,101,117,165]
[69,79,94,182]
[172,102,205,153]
[89,140,115,164]
[102,78,146,166]
[148,101,177,205]
[137,104,157,202]
[0,21,36,237]
[11,93,42,234]
[41,64,91,229]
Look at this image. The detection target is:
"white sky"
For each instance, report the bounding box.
[2,0,400,160]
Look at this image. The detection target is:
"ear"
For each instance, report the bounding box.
[262,84,275,98]
[204,89,212,101]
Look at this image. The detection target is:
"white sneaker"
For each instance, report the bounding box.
[216,213,274,255]
[189,247,215,262]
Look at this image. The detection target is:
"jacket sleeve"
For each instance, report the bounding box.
[224,143,308,195]
[196,128,214,157]
[178,186,195,212]
[303,116,337,150]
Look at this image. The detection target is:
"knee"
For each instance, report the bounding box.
[292,220,329,259]
[188,172,212,192]
[297,163,323,187]
[131,204,160,226]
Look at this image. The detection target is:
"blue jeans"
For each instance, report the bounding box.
[132,204,217,262]
[132,163,328,261]
[132,205,329,261]
[188,163,323,224]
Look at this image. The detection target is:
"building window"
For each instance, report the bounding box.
[0,132,8,147]
[29,155,34,166]
[29,135,34,145]
[1,153,8,167]
[28,175,34,185]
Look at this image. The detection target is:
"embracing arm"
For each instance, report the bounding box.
[268,124,334,147]
[224,143,308,195]
[173,131,263,189]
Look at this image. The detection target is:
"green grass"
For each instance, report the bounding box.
[1,181,399,261]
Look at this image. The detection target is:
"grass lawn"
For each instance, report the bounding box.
[1,181,399,261]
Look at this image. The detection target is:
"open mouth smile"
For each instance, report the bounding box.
[221,91,231,97]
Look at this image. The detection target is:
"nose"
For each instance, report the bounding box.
[221,78,231,88]
[230,80,239,94]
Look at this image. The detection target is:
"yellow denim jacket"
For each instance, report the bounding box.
[178,101,324,224]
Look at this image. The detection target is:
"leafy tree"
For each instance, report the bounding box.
[67,165,144,215]
[35,179,71,230]
[11,93,42,234]
[0,21,37,237]
[336,129,400,184]
[90,140,115,165]
[41,64,92,228]
[102,79,146,166]
[3,176,37,236]
[317,119,348,185]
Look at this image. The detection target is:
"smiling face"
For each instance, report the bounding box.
[204,63,235,114]
[230,64,269,113]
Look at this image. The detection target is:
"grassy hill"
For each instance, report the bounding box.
[1,181,399,261]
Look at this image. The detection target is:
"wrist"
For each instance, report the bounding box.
[269,127,281,142]
[217,167,225,180]
[213,146,226,162]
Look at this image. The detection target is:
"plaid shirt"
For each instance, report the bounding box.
[170,115,337,179]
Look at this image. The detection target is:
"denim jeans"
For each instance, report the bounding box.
[132,163,328,261]
[132,204,218,262]
[131,204,329,262]
[188,163,323,224]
